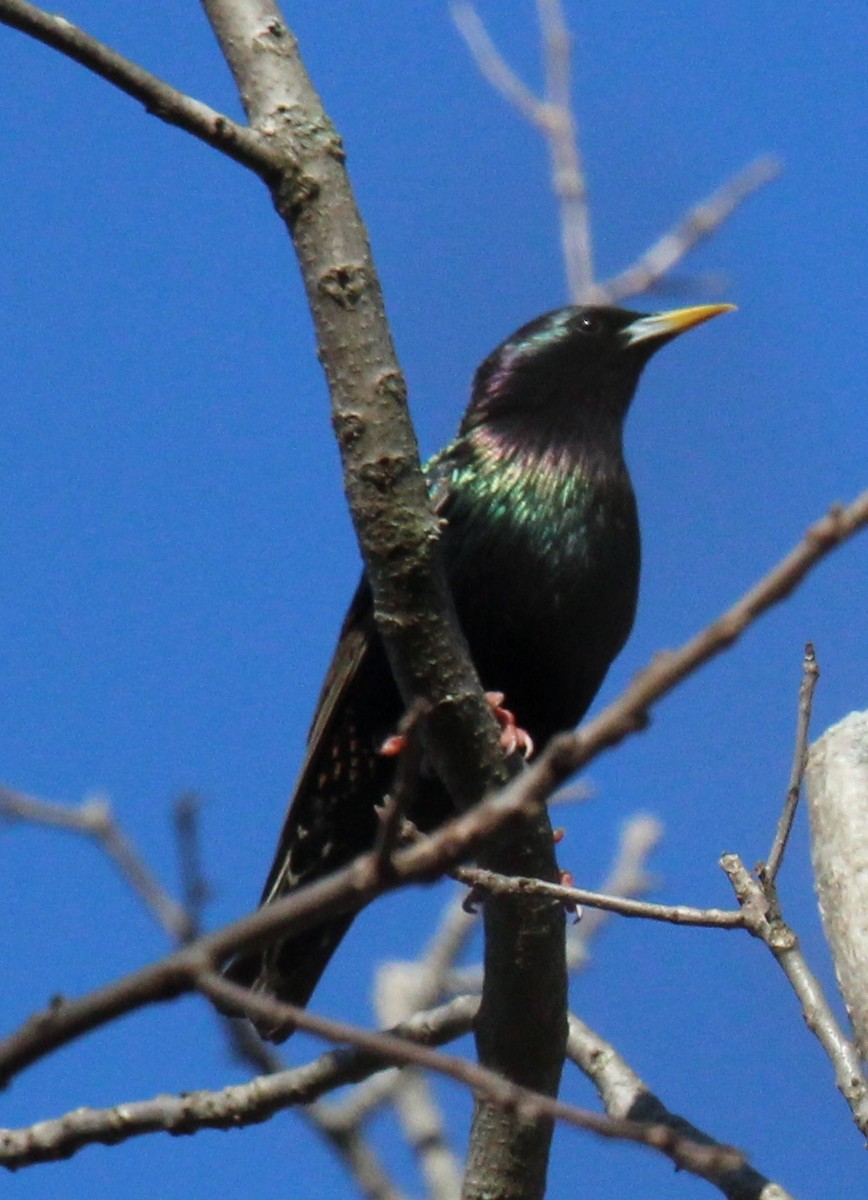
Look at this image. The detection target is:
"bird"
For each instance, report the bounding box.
[227,301,733,1038]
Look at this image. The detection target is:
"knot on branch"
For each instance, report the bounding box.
[254,20,296,57]
[333,411,365,451]
[272,167,320,225]
[318,262,369,309]
[358,454,412,495]
[375,369,408,408]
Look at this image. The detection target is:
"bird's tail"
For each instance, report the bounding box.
[222,914,356,1041]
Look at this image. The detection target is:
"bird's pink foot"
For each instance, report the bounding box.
[559,868,581,921]
[380,692,533,760]
[379,732,406,757]
[484,691,534,759]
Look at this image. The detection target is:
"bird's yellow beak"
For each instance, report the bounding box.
[623,303,736,347]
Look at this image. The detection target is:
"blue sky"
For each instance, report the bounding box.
[1,4,866,1198]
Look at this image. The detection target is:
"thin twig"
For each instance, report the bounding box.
[596,157,782,303]
[760,643,820,884]
[448,813,663,994]
[324,891,477,1133]
[506,493,868,818]
[536,0,594,298]
[366,898,470,1200]
[0,783,291,1086]
[173,793,211,940]
[0,0,280,178]
[0,786,192,941]
[565,814,663,971]
[454,865,743,928]
[303,1103,409,1200]
[453,1,780,305]
[452,0,595,299]
[722,855,868,1135]
[452,2,540,120]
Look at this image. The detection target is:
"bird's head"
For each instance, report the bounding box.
[461,303,735,443]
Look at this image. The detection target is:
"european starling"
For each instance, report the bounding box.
[228,302,733,1037]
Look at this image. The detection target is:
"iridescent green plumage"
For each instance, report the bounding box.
[227,302,733,1037]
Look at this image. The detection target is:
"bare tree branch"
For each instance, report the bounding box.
[202,974,745,1177]
[452,2,779,304]
[449,813,662,995]
[760,643,820,884]
[596,156,783,303]
[0,0,280,176]
[0,997,479,1168]
[0,788,533,1087]
[0,982,744,1181]
[452,0,594,300]
[0,786,192,941]
[722,855,868,1136]
[196,11,564,1189]
[497,492,868,818]
[567,1014,796,1200]
[454,865,744,929]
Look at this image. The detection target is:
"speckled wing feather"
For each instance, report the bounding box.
[259,583,379,903]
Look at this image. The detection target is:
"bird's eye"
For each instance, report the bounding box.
[577,312,602,335]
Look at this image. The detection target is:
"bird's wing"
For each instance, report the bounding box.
[259,579,376,903]
[303,582,375,765]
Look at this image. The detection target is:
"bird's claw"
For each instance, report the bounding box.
[559,868,582,923]
[484,692,534,759]
[380,693,533,760]
[379,732,406,757]
[462,884,486,914]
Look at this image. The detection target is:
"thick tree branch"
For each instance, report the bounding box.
[807,711,868,1061]
[195,7,565,1194]
[197,0,508,804]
